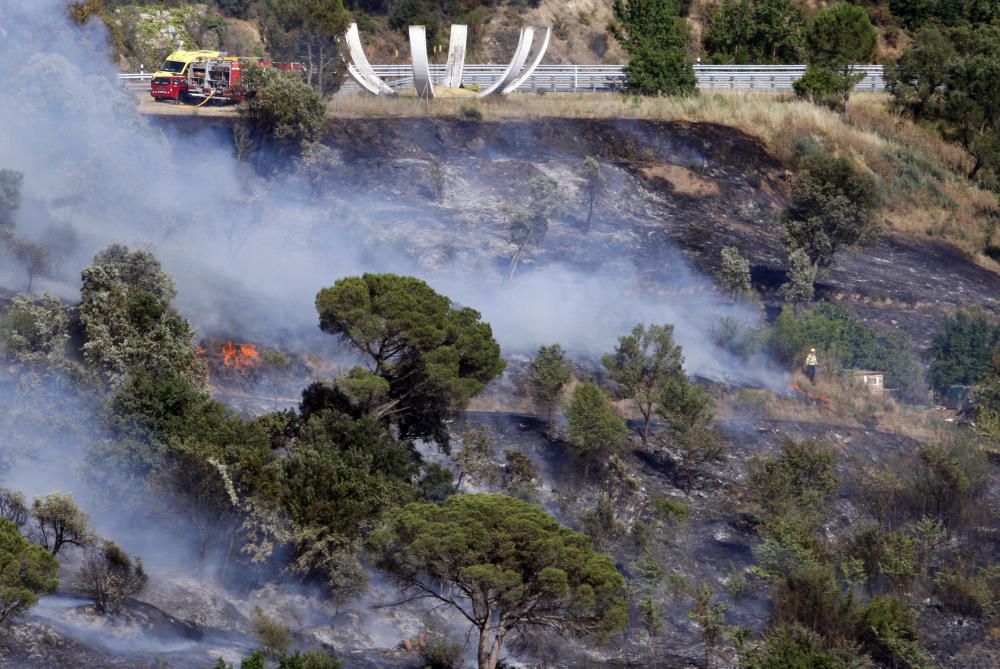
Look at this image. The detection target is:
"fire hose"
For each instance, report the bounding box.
[183,88,216,108]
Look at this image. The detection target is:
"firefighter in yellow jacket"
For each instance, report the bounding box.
[805,348,818,384]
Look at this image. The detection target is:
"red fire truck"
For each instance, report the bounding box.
[150,50,304,104]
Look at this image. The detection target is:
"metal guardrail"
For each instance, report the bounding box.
[339,64,886,94]
[120,72,152,94]
[118,64,886,96]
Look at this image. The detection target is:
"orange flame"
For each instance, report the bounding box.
[790,378,831,404]
[221,341,261,371]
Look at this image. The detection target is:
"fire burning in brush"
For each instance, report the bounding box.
[221,341,261,371]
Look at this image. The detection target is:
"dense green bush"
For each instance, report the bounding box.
[926,308,1000,391]
[613,0,696,95]
[704,0,805,64]
[237,65,326,153]
[887,23,1000,185]
[889,0,999,30]
[782,153,883,275]
[796,2,877,110]
[0,519,59,626]
[749,437,838,522]
[857,595,932,669]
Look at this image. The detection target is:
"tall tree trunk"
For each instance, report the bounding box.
[306,43,315,89]
[477,624,491,669]
[487,629,506,669]
[220,525,236,582]
[969,155,983,179]
[317,45,325,97]
[641,408,651,448]
[508,245,524,280]
[586,195,594,231]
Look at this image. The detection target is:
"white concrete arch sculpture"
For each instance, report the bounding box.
[409,25,435,98]
[345,23,394,95]
[502,27,551,94]
[477,27,534,97]
[344,23,550,97]
[443,24,468,89]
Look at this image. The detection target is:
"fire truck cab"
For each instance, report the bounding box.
[150,49,222,102]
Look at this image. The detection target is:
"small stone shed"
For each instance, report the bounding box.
[852,370,885,396]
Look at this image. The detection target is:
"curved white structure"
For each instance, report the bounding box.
[344,24,550,97]
[345,23,394,95]
[502,27,551,94]
[477,27,534,98]
[409,25,435,99]
[444,24,468,89]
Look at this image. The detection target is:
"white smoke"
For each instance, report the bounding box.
[0,0,789,396]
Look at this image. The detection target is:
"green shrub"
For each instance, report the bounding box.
[420,629,463,669]
[792,64,843,108]
[613,0,696,95]
[0,519,59,626]
[749,437,838,522]
[649,495,690,524]
[252,606,292,657]
[741,624,845,669]
[237,65,325,153]
[858,596,932,669]
[934,564,1000,620]
[926,308,1000,391]
[704,0,805,64]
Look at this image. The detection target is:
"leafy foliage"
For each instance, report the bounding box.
[0,294,78,379]
[566,381,628,465]
[502,450,541,501]
[315,274,504,449]
[0,490,29,533]
[602,323,684,446]
[252,606,292,657]
[704,0,805,64]
[781,153,882,276]
[505,175,563,278]
[769,303,924,401]
[779,248,815,306]
[613,0,695,95]
[527,344,573,439]
[79,244,204,388]
[237,64,326,155]
[716,246,753,298]
[889,0,999,30]
[0,169,22,238]
[749,437,838,525]
[368,494,627,669]
[657,377,721,488]
[796,2,877,109]
[31,492,92,556]
[887,22,1000,184]
[77,540,148,614]
[0,519,58,626]
[259,0,349,96]
[925,308,1000,391]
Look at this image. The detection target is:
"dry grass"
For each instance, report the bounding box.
[717,370,961,443]
[329,91,1000,264]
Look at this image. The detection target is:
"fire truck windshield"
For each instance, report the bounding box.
[160,60,185,73]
